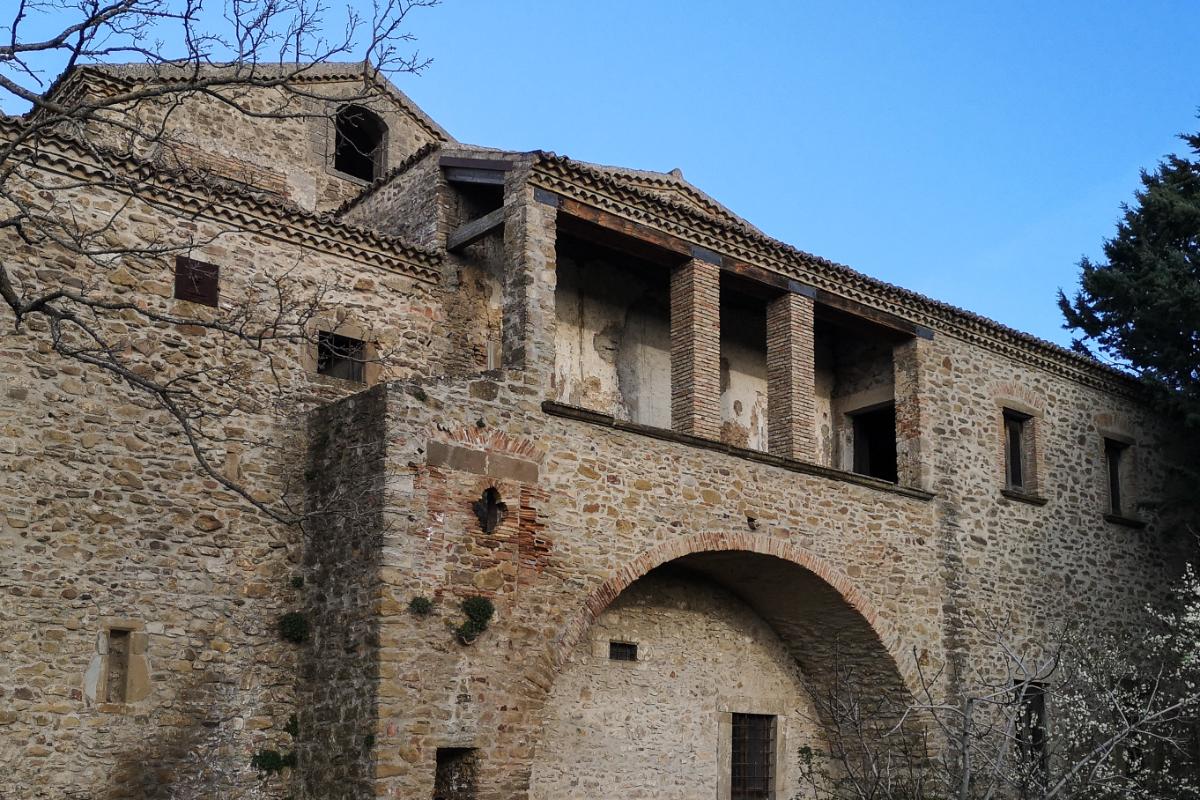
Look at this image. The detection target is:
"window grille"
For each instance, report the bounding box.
[731,713,775,799]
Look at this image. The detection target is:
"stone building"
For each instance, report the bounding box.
[0,63,1191,799]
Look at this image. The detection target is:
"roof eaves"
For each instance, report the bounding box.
[532,152,1139,393]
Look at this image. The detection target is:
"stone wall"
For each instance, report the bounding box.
[529,569,824,800]
[3,67,1195,800]
[83,73,448,212]
[0,152,439,798]
[299,386,389,800]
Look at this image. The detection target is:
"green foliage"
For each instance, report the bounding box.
[284,714,299,738]
[455,595,495,643]
[250,748,296,774]
[363,733,375,751]
[290,575,304,590]
[1059,123,1200,490]
[278,612,309,644]
[408,596,434,616]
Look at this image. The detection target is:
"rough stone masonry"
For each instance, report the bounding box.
[0,62,1192,799]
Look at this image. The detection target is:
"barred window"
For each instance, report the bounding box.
[731,713,775,799]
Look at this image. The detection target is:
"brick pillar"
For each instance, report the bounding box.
[502,181,558,381]
[766,292,817,461]
[670,259,721,439]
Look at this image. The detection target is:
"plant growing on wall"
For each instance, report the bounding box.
[250,748,297,775]
[455,596,494,645]
[409,596,434,615]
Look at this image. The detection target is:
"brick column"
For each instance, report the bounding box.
[670,259,721,439]
[502,181,557,382]
[766,293,817,461]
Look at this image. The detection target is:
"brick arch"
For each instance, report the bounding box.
[541,530,915,697]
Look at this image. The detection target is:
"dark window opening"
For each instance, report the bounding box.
[317,331,366,383]
[732,713,775,799]
[433,747,478,800]
[1105,438,1127,515]
[1004,409,1031,490]
[608,641,638,661]
[851,404,897,483]
[1015,681,1048,774]
[106,629,130,703]
[174,256,219,306]
[472,487,507,534]
[334,105,386,182]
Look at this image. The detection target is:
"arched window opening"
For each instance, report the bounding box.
[333,105,386,181]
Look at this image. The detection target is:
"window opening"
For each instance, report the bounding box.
[174,256,219,307]
[434,747,478,800]
[334,105,386,181]
[1105,438,1128,515]
[851,404,897,482]
[106,629,130,703]
[1004,409,1031,490]
[1015,681,1048,774]
[731,713,775,799]
[471,487,507,534]
[608,641,638,661]
[317,331,366,383]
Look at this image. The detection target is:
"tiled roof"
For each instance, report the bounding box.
[0,118,442,281]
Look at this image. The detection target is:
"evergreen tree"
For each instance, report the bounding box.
[1059,125,1200,427]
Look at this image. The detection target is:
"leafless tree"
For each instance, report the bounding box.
[794,610,1200,800]
[0,0,438,522]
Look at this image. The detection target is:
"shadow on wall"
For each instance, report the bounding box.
[297,385,389,800]
[107,672,268,800]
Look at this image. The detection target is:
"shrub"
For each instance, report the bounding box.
[408,596,433,616]
[455,596,495,644]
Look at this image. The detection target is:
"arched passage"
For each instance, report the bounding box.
[522,533,919,799]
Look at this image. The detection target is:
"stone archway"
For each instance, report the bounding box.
[522,533,919,799]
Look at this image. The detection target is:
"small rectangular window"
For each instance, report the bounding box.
[851,404,897,483]
[317,331,366,383]
[106,629,130,703]
[1105,438,1128,515]
[1015,681,1047,773]
[608,641,638,661]
[1003,409,1031,490]
[173,256,219,307]
[434,747,478,800]
[731,713,775,799]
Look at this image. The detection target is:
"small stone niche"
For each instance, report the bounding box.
[434,747,478,800]
[105,629,130,703]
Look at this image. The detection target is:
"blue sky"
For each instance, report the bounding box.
[395,0,1199,347]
